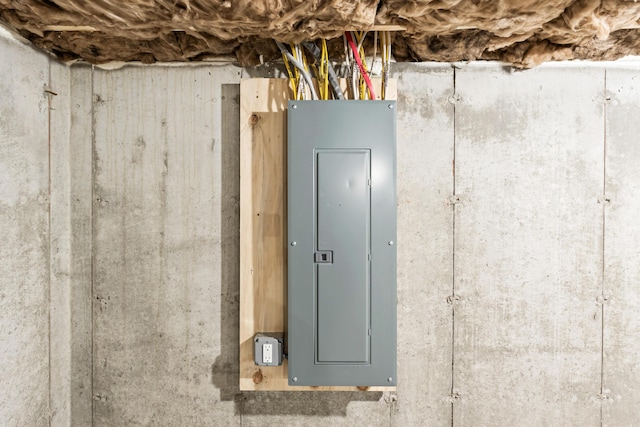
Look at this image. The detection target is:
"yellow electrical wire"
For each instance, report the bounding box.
[311,61,320,99]
[299,44,310,99]
[285,43,302,100]
[381,31,390,100]
[290,43,305,99]
[282,53,298,100]
[310,58,325,100]
[381,31,385,100]
[386,31,391,100]
[320,39,329,100]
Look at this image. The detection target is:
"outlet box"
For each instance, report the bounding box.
[254,333,283,366]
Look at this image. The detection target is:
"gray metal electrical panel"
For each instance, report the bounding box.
[287,100,397,387]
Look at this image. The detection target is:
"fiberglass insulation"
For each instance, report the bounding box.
[1,0,640,66]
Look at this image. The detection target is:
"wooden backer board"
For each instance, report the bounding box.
[239,78,397,391]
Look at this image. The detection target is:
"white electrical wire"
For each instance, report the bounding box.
[295,44,309,100]
[357,31,368,51]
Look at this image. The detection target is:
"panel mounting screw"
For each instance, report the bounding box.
[291,241,297,246]
[388,104,394,109]
[387,377,393,383]
[388,241,394,246]
[292,377,298,382]
[292,104,297,109]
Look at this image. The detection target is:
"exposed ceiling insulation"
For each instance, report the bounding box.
[2,1,640,67]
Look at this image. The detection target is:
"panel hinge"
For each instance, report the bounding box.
[367,178,371,187]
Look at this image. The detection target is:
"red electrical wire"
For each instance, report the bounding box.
[345,31,376,100]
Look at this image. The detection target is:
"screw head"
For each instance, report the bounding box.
[292,377,298,382]
[387,377,393,383]
[388,241,394,246]
[291,241,297,246]
[292,104,297,109]
[388,104,394,109]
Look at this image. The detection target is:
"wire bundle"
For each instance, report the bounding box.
[344,31,376,100]
[276,41,318,100]
[275,31,392,101]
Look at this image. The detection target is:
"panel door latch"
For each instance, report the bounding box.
[314,251,333,264]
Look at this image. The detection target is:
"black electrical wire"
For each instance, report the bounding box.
[302,42,345,100]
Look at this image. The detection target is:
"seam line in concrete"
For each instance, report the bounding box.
[47,57,53,427]
[450,67,457,427]
[90,65,96,427]
[600,68,607,427]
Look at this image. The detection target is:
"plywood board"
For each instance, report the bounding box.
[239,78,397,391]
[453,65,603,425]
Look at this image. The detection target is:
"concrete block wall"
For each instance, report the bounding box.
[2,28,640,425]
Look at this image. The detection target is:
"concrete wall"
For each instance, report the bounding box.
[71,62,640,426]
[0,30,72,425]
[87,66,242,425]
[0,28,92,427]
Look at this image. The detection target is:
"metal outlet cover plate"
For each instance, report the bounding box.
[254,333,284,366]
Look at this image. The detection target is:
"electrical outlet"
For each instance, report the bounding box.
[254,333,284,366]
[263,343,273,364]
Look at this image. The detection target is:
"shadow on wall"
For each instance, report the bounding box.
[209,83,383,416]
[210,83,243,412]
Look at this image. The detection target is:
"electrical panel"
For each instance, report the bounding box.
[287,100,397,387]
